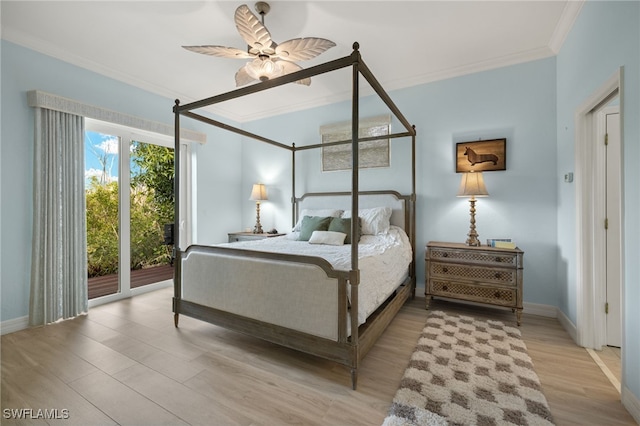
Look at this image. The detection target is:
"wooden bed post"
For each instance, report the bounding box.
[173,99,182,328]
[411,126,417,296]
[350,42,360,271]
[292,143,296,229]
[349,42,361,390]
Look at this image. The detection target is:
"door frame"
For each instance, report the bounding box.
[574,67,625,352]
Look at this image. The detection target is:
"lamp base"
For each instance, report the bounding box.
[253,201,263,234]
[466,234,481,247]
[465,196,481,246]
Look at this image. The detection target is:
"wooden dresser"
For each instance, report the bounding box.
[425,241,524,325]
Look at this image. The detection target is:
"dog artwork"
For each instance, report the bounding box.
[455,138,506,172]
[464,147,498,165]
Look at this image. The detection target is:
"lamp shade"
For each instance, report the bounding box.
[457,172,489,197]
[249,183,268,201]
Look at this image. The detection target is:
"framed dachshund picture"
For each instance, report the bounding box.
[456,138,506,173]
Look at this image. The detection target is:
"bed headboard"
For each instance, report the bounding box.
[294,190,413,236]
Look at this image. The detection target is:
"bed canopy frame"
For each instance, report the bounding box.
[172,43,417,388]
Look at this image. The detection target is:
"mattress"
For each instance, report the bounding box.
[220,225,413,325]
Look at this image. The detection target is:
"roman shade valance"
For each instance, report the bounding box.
[27,90,207,144]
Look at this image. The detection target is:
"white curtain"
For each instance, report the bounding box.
[29,108,87,326]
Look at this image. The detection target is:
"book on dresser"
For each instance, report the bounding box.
[494,241,516,249]
[486,238,516,248]
[425,241,524,325]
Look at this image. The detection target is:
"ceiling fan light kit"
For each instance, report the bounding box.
[183,2,336,87]
[245,55,284,82]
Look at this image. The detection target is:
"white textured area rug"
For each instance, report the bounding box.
[383,311,555,426]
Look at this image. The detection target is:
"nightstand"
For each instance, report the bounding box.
[425,241,524,325]
[227,232,285,243]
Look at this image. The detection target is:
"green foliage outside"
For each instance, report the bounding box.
[86,143,174,278]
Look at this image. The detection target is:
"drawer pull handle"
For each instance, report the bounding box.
[442,267,448,273]
[443,253,448,257]
[442,285,448,291]
[495,273,501,279]
[494,291,501,298]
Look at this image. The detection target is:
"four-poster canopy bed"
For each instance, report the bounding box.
[172,43,417,389]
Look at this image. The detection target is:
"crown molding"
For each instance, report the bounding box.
[549,0,585,54]
[383,46,556,94]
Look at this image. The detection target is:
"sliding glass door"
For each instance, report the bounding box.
[129,140,175,291]
[85,119,187,303]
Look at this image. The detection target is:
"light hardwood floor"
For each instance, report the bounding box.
[1,287,636,425]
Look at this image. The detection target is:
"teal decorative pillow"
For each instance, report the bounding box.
[328,217,361,244]
[298,216,332,241]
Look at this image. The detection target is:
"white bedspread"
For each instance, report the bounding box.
[220,226,413,324]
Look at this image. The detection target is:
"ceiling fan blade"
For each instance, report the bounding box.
[274,38,336,61]
[182,45,253,59]
[278,60,311,86]
[235,66,256,87]
[234,4,276,56]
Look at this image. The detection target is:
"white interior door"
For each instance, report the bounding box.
[605,107,622,347]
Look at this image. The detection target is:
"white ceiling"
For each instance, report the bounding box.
[1,1,582,122]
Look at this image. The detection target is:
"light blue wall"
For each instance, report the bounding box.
[241,57,558,305]
[556,0,640,400]
[0,40,243,322]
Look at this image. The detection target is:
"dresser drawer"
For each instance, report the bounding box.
[429,247,520,268]
[429,262,517,286]
[430,279,517,307]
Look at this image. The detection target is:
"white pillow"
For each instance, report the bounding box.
[308,231,347,246]
[342,206,392,235]
[292,209,343,232]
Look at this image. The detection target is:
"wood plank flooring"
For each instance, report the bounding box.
[1,288,636,425]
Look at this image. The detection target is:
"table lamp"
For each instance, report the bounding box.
[457,172,488,246]
[249,183,267,234]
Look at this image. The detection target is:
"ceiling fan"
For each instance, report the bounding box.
[183,2,336,87]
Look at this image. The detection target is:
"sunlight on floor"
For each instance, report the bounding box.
[586,346,622,394]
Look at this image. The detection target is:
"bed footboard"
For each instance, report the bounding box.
[177,245,350,342]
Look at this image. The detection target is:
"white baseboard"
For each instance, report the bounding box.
[622,386,640,424]
[556,306,578,344]
[0,315,29,335]
[522,302,557,318]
